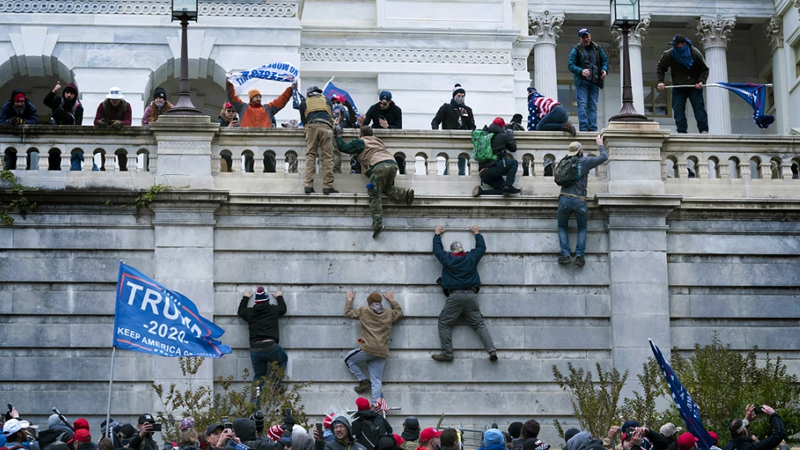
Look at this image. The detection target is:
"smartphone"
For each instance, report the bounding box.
[315,423,323,437]
[151,423,162,432]
[223,417,233,430]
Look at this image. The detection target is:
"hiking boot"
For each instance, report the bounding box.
[558,255,571,264]
[406,189,415,206]
[489,351,498,362]
[502,186,521,195]
[562,121,576,136]
[354,379,371,393]
[472,186,482,197]
[431,353,454,362]
[575,256,585,266]
[304,186,315,194]
[323,187,339,194]
[373,225,385,239]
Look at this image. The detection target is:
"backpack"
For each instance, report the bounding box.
[356,417,389,450]
[554,155,582,187]
[40,430,72,450]
[471,129,496,163]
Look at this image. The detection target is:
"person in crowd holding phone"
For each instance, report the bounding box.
[128,414,159,450]
[358,91,402,129]
[217,102,239,128]
[723,404,785,450]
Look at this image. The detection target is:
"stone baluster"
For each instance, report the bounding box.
[427,157,438,176]
[275,154,286,174]
[612,15,650,115]
[661,160,669,179]
[781,161,793,180]
[447,158,459,176]
[405,157,416,176]
[677,161,689,179]
[210,155,220,174]
[232,154,242,173]
[759,161,772,180]
[718,161,730,179]
[697,160,710,179]
[38,152,48,171]
[340,156,350,174]
[16,152,27,170]
[297,155,306,175]
[105,153,117,172]
[739,161,751,179]
[61,153,71,171]
[528,11,563,100]
[253,155,264,174]
[696,15,736,135]
[127,154,139,172]
[469,159,479,176]
[533,160,544,177]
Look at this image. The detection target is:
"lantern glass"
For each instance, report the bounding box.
[172,0,198,20]
[610,0,640,27]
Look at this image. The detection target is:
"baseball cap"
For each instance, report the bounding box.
[567,141,583,156]
[3,419,24,436]
[660,423,678,437]
[420,428,441,443]
[677,433,698,450]
[138,414,155,425]
[68,429,92,444]
[578,28,590,37]
[403,416,419,431]
[205,423,223,437]
[669,34,688,46]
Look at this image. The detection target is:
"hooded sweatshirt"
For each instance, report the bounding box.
[315,417,367,450]
[43,82,83,125]
[566,432,592,450]
[0,89,39,124]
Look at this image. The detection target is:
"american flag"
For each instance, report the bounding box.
[373,397,389,413]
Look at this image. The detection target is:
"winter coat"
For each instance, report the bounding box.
[433,233,486,291]
[478,122,516,170]
[238,294,287,346]
[352,411,393,447]
[0,89,39,124]
[568,42,609,88]
[431,101,475,130]
[656,45,709,86]
[362,102,402,129]
[722,414,785,450]
[93,100,132,126]
[345,297,403,358]
[142,101,174,125]
[43,82,83,125]
[315,417,367,450]
[226,81,292,128]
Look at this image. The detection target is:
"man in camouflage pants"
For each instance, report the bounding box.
[336,125,414,238]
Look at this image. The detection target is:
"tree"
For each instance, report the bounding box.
[552,362,628,439]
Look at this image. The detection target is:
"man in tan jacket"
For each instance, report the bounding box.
[344,290,403,403]
[336,125,414,238]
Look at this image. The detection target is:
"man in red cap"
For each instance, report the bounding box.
[676,433,697,450]
[0,90,38,125]
[415,429,441,450]
[238,287,288,406]
[473,118,519,197]
[68,430,94,450]
[352,397,392,450]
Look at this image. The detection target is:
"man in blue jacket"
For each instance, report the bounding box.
[567,28,608,132]
[431,224,497,362]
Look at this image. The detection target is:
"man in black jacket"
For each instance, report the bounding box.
[238,286,288,401]
[359,91,401,130]
[128,414,158,450]
[473,118,519,196]
[351,397,393,450]
[723,404,785,450]
[432,84,476,131]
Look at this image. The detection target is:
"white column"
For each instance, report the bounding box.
[696,15,736,135]
[766,15,788,135]
[528,11,564,100]
[612,15,650,116]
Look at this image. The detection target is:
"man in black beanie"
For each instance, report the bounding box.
[509,423,524,450]
[400,417,419,450]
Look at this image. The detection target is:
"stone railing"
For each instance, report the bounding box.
[2,119,799,199]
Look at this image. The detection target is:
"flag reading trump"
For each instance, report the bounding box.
[113,262,231,358]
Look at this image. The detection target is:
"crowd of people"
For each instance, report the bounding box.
[1,402,789,450]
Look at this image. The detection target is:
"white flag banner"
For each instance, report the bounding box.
[227,62,299,93]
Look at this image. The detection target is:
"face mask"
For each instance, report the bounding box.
[454,96,464,105]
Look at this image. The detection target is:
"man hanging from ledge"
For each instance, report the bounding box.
[335,125,415,238]
[431,224,497,362]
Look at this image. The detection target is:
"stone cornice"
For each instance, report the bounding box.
[0,1,298,17]
[765,16,784,52]
[528,11,564,45]
[299,48,511,65]
[695,15,736,50]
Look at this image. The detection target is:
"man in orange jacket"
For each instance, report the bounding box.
[225,79,294,128]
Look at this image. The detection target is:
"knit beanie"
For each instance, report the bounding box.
[49,414,61,428]
[492,117,506,128]
[154,87,167,100]
[367,292,382,304]
[254,285,268,302]
[323,414,334,429]
[356,397,371,411]
[483,429,504,447]
[248,89,261,99]
[508,422,523,439]
[268,425,283,442]
[520,420,540,439]
[452,84,466,98]
[564,428,580,443]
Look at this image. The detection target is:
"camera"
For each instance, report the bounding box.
[223,417,233,430]
[754,406,765,415]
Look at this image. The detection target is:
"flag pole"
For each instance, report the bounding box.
[105,345,117,438]
[663,83,773,89]
[322,76,335,92]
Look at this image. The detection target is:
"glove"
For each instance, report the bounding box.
[334,125,343,137]
[110,120,123,130]
[96,118,109,128]
[11,117,24,125]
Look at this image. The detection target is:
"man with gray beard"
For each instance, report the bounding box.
[0,89,39,125]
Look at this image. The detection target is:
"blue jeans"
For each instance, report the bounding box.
[576,82,600,131]
[557,196,588,257]
[478,158,518,195]
[249,344,288,402]
[672,87,708,133]
[536,105,569,131]
[344,347,387,403]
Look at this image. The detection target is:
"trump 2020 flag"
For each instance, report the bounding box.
[227,62,299,93]
[649,339,714,450]
[715,82,775,129]
[323,82,359,115]
[113,263,231,358]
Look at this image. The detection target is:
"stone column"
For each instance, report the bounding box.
[513,36,537,119]
[765,16,787,134]
[150,115,218,189]
[696,15,736,135]
[528,11,564,100]
[612,15,650,116]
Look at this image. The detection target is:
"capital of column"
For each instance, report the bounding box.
[611,14,651,48]
[528,11,564,45]
[695,15,736,50]
[765,15,784,52]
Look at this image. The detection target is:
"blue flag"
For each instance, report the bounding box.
[715,82,774,129]
[113,263,231,358]
[323,82,359,115]
[649,340,714,450]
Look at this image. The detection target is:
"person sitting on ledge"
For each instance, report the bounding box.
[527,87,576,135]
[94,87,131,129]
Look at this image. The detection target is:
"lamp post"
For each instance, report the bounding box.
[608,0,650,122]
[165,0,204,115]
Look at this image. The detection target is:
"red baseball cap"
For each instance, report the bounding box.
[677,433,698,450]
[356,397,371,411]
[68,429,92,444]
[74,418,90,431]
[393,434,405,446]
[707,432,718,445]
[420,428,442,443]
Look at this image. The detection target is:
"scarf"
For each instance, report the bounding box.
[451,252,466,257]
[673,41,694,69]
[369,303,385,314]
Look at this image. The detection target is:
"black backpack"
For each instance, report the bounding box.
[554,155,582,187]
[356,417,390,450]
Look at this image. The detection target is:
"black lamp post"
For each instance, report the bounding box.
[608,0,650,122]
[165,0,204,115]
